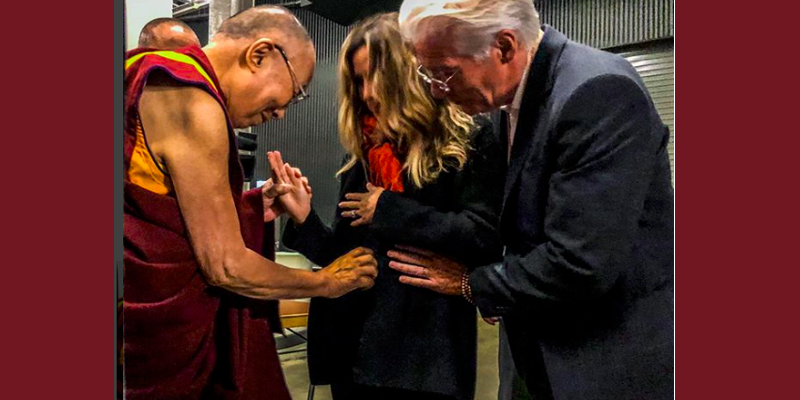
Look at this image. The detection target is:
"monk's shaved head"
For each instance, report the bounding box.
[203,5,316,127]
[215,5,311,46]
[138,18,201,49]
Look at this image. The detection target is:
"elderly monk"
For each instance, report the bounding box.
[120,5,378,400]
[137,17,201,49]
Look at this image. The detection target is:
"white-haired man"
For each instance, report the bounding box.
[388,1,674,399]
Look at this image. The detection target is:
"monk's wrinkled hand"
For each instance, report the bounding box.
[387,245,465,296]
[261,178,285,223]
[340,183,384,227]
[320,247,378,298]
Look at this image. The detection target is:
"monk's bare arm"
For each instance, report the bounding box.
[138,83,377,299]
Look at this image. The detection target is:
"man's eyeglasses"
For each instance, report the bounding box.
[275,44,310,106]
[417,65,459,94]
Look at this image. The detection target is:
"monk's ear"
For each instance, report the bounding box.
[245,38,275,72]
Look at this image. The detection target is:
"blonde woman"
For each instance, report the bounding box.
[278,12,505,400]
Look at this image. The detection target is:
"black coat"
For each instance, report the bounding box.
[469,26,674,400]
[283,117,505,400]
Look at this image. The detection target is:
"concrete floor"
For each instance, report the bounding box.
[278,319,501,400]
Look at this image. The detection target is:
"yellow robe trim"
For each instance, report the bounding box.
[128,119,173,195]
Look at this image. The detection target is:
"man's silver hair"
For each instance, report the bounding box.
[399,0,541,58]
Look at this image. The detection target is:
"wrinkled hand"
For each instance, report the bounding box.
[387,245,466,296]
[340,183,384,227]
[261,151,311,222]
[319,247,379,298]
[265,151,312,224]
[261,178,287,223]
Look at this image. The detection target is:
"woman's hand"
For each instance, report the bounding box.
[340,183,384,227]
[266,151,312,224]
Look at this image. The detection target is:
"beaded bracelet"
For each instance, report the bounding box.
[460,269,474,305]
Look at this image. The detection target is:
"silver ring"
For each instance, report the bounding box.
[350,210,357,218]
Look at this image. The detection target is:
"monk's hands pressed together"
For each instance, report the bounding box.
[262,151,312,224]
[387,245,466,296]
[340,182,384,227]
[320,247,379,298]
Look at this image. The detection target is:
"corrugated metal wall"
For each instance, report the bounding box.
[616,41,674,184]
[536,0,674,49]
[251,8,351,228]
[194,0,675,229]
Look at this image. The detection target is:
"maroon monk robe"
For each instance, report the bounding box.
[119,46,290,400]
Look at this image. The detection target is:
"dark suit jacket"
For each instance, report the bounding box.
[469,26,674,400]
[283,116,505,400]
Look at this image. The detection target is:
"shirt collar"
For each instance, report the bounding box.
[500,50,534,117]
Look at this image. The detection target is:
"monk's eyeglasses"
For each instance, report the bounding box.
[275,44,310,106]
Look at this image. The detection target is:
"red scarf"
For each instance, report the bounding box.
[361,115,404,192]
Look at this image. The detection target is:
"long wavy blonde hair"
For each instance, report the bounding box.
[337,12,474,188]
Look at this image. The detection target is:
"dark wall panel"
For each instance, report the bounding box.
[184,16,209,46]
[252,9,351,228]
[177,7,210,47]
[309,0,402,26]
[537,0,674,49]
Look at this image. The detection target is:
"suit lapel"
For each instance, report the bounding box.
[490,109,509,164]
[501,26,568,211]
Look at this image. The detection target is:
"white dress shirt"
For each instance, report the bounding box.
[500,54,534,161]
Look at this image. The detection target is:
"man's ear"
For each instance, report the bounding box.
[246,38,276,72]
[494,30,519,64]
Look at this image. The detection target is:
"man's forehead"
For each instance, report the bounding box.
[414,20,459,64]
[414,30,460,66]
